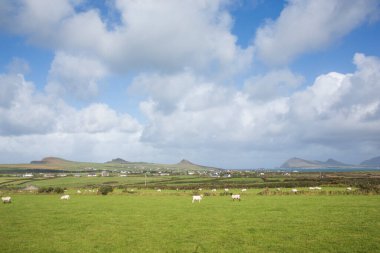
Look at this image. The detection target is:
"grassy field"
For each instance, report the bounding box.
[1,194,379,253]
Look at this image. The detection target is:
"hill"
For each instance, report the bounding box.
[360,156,380,166]
[31,157,73,164]
[106,158,129,164]
[281,157,321,168]
[0,157,222,173]
[281,157,351,168]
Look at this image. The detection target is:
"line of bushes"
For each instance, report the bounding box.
[38,187,65,194]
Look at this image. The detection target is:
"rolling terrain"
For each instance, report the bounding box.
[0,157,223,173]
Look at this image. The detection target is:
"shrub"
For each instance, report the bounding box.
[54,187,64,194]
[99,185,113,195]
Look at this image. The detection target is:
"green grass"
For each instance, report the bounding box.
[1,194,379,253]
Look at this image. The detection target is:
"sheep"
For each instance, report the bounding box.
[157,189,161,192]
[192,195,202,203]
[198,188,202,191]
[60,195,70,200]
[241,188,247,192]
[2,196,11,204]
[211,189,217,192]
[224,188,229,192]
[77,190,81,194]
[232,194,241,201]
[292,188,298,193]
[346,187,352,191]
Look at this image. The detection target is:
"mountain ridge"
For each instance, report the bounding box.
[281,156,380,168]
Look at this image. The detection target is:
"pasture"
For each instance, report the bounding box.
[1,193,379,253]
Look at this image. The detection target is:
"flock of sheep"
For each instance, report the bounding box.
[2,187,354,204]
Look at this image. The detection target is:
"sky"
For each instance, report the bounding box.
[1,0,380,169]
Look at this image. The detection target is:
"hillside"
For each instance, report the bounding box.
[281,157,321,168]
[281,157,351,168]
[106,158,129,164]
[31,157,74,164]
[0,157,222,173]
[360,156,380,166]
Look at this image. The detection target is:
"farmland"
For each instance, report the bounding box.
[1,171,380,252]
[1,193,379,253]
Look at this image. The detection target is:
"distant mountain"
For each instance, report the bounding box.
[281,157,321,168]
[320,158,350,167]
[281,157,350,168]
[360,156,380,166]
[31,157,73,164]
[106,158,129,164]
[177,159,196,166]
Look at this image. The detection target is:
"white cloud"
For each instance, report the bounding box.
[288,53,380,150]
[1,0,252,75]
[132,53,380,166]
[0,72,141,137]
[244,69,304,101]
[46,52,108,99]
[6,57,30,75]
[1,53,380,167]
[254,0,380,65]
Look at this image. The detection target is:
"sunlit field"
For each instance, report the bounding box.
[1,192,379,253]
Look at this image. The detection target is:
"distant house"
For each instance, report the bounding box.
[101,171,110,177]
[23,185,39,192]
[209,172,220,177]
[23,173,33,178]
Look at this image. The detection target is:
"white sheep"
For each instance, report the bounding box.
[232,194,241,201]
[2,196,11,203]
[192,195,202,203]
[60,195,70,200]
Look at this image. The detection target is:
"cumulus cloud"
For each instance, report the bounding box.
[254,0,380,65]
[6,57,30,75]
[46,52,108,99]
[244,69,304,101]
[0,53,380,167]
[0,72,141,136]
[0,0,252,75]
[131,53,380,166]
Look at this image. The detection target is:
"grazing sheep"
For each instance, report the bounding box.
[224,188,229,192]
[241,189,247,192]
[192,195,202,203]
[232,194,241,201]
[198,188,202,191]
[157,189,161,192]
[292,188,298,193]
[77,190,81,194]
[347,187,352,191]
[211,189,217,192]
[60,195,70,200]
[2,196,11,204]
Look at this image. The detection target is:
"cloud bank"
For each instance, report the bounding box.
[0,0,379,167]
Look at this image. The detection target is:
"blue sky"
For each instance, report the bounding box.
[1,0,380,168]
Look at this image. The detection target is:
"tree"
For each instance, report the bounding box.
[99,185,113,195]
